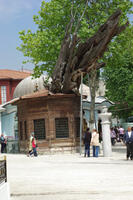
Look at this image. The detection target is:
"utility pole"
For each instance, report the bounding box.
[80,73,83,155]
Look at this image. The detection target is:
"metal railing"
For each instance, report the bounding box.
[0,156,7,184]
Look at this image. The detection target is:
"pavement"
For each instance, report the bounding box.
[5,143,133,200]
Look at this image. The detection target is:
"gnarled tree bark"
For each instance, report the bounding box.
[51,9,128,94]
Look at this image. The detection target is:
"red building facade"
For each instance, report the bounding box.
[0,69,31,104]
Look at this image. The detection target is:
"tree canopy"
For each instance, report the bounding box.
[17,0,133,78]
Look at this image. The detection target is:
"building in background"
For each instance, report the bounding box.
[0,69,31,153]
[0,69,31,104]
[0,100,19,153]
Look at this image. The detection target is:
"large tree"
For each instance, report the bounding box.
[17,0,132,87]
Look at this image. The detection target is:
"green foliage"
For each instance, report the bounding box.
[126,84,133,115]
[102,26,133,118]
[17,0,133,78]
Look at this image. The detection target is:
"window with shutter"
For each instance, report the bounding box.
[34,119,45,140]
[55,118,69,138]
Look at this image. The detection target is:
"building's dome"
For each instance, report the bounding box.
[13,75,48,98]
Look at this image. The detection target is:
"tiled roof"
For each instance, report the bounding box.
[0,69,31,79]
[21,89,51,99]
[20,90,77,99]
[12,89,77,104]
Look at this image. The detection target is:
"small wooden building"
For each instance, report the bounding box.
[12,90,80,153]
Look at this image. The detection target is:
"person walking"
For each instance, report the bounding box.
[27,132,34,156]
[114,126,119,142]
[123,127,133,160]
[110,127,116,146]
[83,128,91,157]
[29,132,38,157]
[119,126,125,142]
[0,134,7,153]
[91,129,100,157]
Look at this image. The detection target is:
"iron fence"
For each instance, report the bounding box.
[0,156,7,184]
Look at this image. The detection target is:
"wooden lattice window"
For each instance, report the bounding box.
[34,119,45,140]
[55,118,69,138]
[75,117,80,137]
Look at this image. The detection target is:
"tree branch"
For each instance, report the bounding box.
[74,0,89,34]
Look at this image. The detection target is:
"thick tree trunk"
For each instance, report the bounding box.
[88,68,97,131]
[51,10,128,94]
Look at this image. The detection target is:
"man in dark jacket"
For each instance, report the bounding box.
[83,128,91,157]
[123,127,133,160]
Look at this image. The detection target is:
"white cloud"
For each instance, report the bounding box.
[0,0,42,21]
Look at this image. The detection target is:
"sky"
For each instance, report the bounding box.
[0,0,44,71]
[0,0,133,72]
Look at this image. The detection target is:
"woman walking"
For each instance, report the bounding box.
[28,132,38,157]
[91,129,100,157]
[110,127,116,146]
[30,133,38,157]
[27,132,34,156]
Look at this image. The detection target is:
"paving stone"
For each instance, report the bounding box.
[5,144,133,200]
